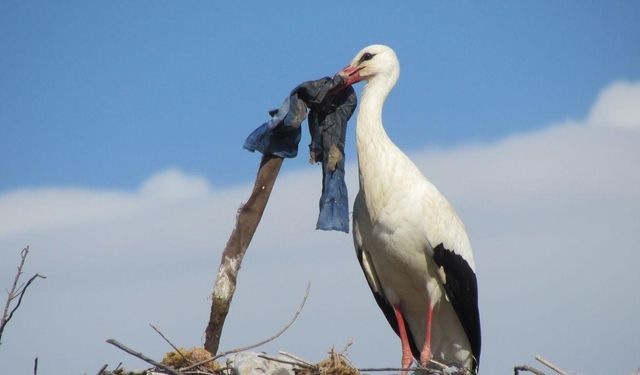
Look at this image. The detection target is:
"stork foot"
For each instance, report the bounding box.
[419,346,432,367]
[401,351,413,373]
[420,304,434,366]
[393,305,414,374]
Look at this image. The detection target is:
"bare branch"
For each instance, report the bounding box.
[257,354,316,370]
[213,282,310,359]
[2,246,29,323]
[427,358,449,370]
[105,338,184,375]
[357,368,440,374]
[33,357,38,375]
[149,323,193,366]
[259,353,455,375]
[204,154,284,355]
[183,282,310,372]
[277,351,314,367]
[535,355,569,375]
[0,273,46,340]
[514,365,546,375]
[339,339,354,355]
[96,364,108,375]
[2,247,29,327]
[0,247,46,345]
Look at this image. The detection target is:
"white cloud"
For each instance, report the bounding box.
[0,81,639,375]
[587,80,640,129]
[0,168,215,239]
[0,188,138,239]
[139,167,212,199]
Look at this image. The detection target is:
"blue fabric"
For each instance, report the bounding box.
[243,75,356,233]
[243,97,303,158]
[316,167,349,232]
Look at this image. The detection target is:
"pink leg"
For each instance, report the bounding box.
[392,305,413,373]
[420,304,434,366]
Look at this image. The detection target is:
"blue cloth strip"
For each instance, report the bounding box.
[243,75,356,233]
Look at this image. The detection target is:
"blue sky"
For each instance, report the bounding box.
[1,2,640,375]
[1,1,639,191]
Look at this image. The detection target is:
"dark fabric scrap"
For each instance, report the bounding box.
[243,75,357,233]
[243,96,303,158]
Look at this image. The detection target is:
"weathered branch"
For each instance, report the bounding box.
[514,365,546,375]
[213,282,309,359]
[535,355,568,375]
[258,355,444,375]
[105,338,184,375]
[1,273,46,339]
[2,247,29,323]
[357,368,441,374]
[204,154,284,355]
[426,358,448,370]
[150,323,193,366]
[0,246,46,345]
[278,351,315,367]
[96,363,108,375]
[259,350,455,375]
[183,282,309,371]
[257,354,316,369]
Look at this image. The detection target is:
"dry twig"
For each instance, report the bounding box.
[426,359,449,370]
[278,351,315,367]
[183,282,310,371]
[514,365,546,375]
[96,363,109,375]
[261,347,468,375]
[105,338,184,375]
[258,354,316,370]
[0,246,46,344]
[150,323,193,366]
[204,154,284,355]
[535,355,569,375]
[357,368,437,373]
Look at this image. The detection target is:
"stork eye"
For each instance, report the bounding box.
[359,52,375,64]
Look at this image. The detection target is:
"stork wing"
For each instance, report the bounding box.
[432,243,481,369]
[353,198,420,359]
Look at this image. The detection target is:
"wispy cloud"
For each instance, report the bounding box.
[587,80,640,129]
[0,81,638,374]
[0,168,214,239]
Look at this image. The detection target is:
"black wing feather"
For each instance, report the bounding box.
[432,243,481,370]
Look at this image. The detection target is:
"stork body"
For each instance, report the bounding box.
[340,45,480,373]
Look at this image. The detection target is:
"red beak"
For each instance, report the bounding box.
[338,65,363,86]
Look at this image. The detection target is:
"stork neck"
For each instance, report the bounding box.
[356,76,396,154]
[357,78,392,142]
[354,76,399,214]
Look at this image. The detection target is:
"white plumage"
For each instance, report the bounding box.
[339,45,480,373]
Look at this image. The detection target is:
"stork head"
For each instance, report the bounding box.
[338,44,400,87]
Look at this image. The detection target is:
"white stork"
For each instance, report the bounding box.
[338,45,481,373]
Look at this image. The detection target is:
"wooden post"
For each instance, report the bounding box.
[204,154,284,355]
